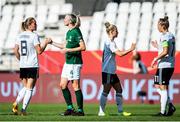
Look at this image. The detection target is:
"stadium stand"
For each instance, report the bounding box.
[0,0,180,71]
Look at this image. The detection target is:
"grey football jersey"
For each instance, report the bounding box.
[158,32,175,68]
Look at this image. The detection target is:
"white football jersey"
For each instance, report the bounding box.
[15,31,40,68]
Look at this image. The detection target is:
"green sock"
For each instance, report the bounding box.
[62,88,73,109]
[75,90,83,112]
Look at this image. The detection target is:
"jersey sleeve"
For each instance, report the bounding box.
[15,35,20,45]
[76,28,83,42]
[109,41,118,52]
[33,34,40,46]
[161,35,169,47]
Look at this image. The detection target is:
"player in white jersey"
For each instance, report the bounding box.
[98,22,136,116]
[151,16,176,116]
[12,17,51,115]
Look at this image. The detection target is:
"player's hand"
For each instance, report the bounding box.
[46,38,52,44]
[130,43,136,51]
[151,57,157,68]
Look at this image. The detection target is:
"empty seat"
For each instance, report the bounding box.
[165,2,177,13]
[59,3,73,15]
[105,2,118,13]
[129,2,141,13]
[141,2,152,13]
[153,2,165,13]
[118,2,129,13]
[2,5,13,16]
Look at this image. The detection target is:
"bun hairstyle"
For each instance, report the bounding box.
[21,17,36,31]
[104,22,117,34]
[159,16,169,30]
[69,14,81,28]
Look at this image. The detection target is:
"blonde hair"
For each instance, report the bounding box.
[21,17,36,31]
[68,14,81,28]
[104,22,117,34]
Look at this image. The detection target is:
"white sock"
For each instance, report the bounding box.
[156,88,162,95]
[160,90,168,114]
[15,87,26,104]
[116,93,123,113]
[22,89,33,111]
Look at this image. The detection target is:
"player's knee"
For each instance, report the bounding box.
[159,85,167,90]
[59,83,67,89]
[72,84,79,91]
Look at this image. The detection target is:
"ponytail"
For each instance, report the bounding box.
[21,22,26,31]
[69,14,81,28]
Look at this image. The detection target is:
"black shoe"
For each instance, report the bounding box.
[166,103,176,116]
[72,111,85,116]
[153,112,166,116]
[60,109,76,116]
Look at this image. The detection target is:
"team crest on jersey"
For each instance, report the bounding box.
[68,36,72,42]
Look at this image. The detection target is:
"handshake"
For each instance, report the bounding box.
[44,37,53,44]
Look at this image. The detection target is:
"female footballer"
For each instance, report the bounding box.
[151,16,176,116]
[51,14,86,116]
[12,17,51,115]
[98,22,136,116]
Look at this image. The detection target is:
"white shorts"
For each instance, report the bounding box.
[61,63,82,80]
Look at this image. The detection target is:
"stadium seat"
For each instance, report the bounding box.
[105,2,118,13]
[59,3,73,15]
[118,2,129,13]
[153,2,165,13]
[129,2,141,13]
[141,2,152,13]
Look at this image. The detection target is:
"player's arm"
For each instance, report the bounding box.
[14,44,20,60]
[115,43,136,57]
[51,41,66,49]
[151,40,168,67]
[35,38,51,54]
[66,39,86,52]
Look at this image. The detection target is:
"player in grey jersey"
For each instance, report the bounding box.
[98,22,136,116]
[151,16,176,116]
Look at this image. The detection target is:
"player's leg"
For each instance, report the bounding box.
[12,78,27,115]
[163,68,176,116]
[71,64,84,116]
[60,78,75,115]
[98,72,112,116]
[98,83,111,116]
[112,74,131,116]
[154,68,168,116]
[60,63,75,116]
[72,79,84,116]
[21,78,36,115]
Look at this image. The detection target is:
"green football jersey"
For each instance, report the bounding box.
[65,28,83,64]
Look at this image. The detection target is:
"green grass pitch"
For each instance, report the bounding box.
[0,103,180,121]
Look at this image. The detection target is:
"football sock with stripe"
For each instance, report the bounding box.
[62,88,73,109]
[99,92,108,113]
[116,93,123,113]
[75,90,83,112]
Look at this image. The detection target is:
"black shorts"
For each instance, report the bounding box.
[102,72,120,85]
[20,68,39,79]
[154,68,174,85]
